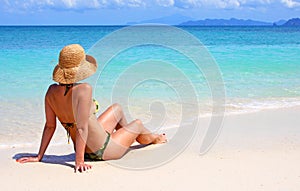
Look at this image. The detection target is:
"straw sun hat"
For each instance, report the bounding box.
[52,44,97,84]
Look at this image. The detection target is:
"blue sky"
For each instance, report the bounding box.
[0,0,300,25]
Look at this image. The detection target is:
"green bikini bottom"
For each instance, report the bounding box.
[84,132,111,161]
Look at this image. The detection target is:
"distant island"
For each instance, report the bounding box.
[127,14,300,27]
[282,18,300,26]
[180,18,300,26]
[180,18,272,26]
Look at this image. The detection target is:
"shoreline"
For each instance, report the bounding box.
[1,106,300,190]
[1,104,300,149]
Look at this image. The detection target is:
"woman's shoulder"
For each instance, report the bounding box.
[46,83,59,93]
[49,83,59,88]
[75,83,92,89]
[73,83,92,93]
[72,83,93,97]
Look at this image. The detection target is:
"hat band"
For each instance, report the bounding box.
[58,65,80,80]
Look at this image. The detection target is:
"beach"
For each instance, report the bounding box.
[1,25,300,190]
[2,106,300,191]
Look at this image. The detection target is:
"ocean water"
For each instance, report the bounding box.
[1,26,300,148]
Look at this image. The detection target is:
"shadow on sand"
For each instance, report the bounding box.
[13,153,76,169]
[12,144,150,169]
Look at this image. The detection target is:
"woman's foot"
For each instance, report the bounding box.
[152,134,167,144]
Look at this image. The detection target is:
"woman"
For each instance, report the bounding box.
[17,44,167,172]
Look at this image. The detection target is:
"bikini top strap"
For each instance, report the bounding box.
[59,83,74,96]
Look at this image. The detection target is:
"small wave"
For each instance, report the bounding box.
[224,97,300,115]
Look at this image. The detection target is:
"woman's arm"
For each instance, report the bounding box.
[36,97,57,161]
[17,92,56,163]
[73,84,93,172]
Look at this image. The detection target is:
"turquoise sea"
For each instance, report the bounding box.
[1,26,300,148]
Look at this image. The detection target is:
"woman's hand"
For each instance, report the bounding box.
[75,162,92,173]
[16,156,40,163]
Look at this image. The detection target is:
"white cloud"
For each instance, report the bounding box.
[199,0,241,8]
[168,0,274,9]
[156,0,175,7]
[2,0,299,12]
[281,0,300,7]
[2,0,102,11]
[10,0,146,10]
[173,0,202,8]
[99,0,142,8]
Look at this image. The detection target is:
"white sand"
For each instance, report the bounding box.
[2,107,300,191]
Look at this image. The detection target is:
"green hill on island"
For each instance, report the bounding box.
[180,18,300,26]
[282,18,300,26]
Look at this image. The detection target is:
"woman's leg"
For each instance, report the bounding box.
[103,119,167,160]
[97,103,128,134]
[113,119,166,145]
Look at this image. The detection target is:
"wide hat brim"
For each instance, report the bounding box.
[53,55,97,84]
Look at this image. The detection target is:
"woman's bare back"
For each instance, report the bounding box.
[45,83,108,153]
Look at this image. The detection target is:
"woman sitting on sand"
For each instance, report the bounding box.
[17,44,167,172]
